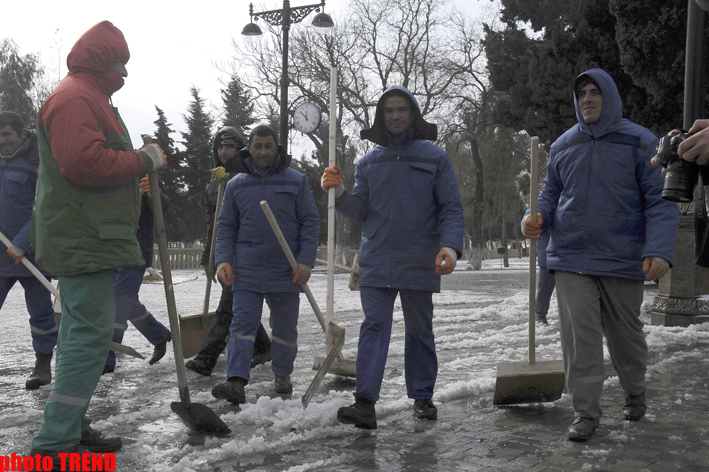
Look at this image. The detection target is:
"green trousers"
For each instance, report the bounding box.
[32,270,115,451]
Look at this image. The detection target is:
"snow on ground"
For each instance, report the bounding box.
[1,256,708,470]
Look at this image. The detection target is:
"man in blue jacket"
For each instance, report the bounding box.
[0,111,58,390]
[211,125,319,403]
[523,69,678,442]
[321,86,464,429]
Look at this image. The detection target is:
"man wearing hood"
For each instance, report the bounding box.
[185,126,272,376]
[29,21,167,460]
[0,111,58,390]
[523,69,678,442]
[321,86,464,429]
[210,125,319,403]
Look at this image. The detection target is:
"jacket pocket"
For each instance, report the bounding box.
[97,223,136,241]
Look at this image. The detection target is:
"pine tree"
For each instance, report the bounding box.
[220,75,256,135]
[179,87,215,244]
[0,39,48,127]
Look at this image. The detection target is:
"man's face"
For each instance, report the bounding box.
[0,124,27,157]
[217,145,237,164]
[107,62,128,78]
[249,134,278,174]
[383,96,414,139]
[577,83,603,124]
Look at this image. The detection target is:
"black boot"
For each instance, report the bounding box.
[80,426,122,452]
[148,332,172,365]
[337,397,377,430]
[212,376,246,404]
[26,351,52,390]
[185,356,215,376]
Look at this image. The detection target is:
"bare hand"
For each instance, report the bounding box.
[523,212,543,239]
[643,257,668,281]
[218,263,234,285]
[678,119,709,166]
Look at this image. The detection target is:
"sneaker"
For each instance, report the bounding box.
[148,332,172,365]
[623,390,646,421]
[185,357,213,376]
[80,426,123,452]
[102,364,115,375]
[566,416,599,442]
[337,397,377,430]
[212,376,246,404]
[26,351,53,390]
[251,350,272,368]
[275,375,292,394]
[535,313,548,324]
[413,399,438,420]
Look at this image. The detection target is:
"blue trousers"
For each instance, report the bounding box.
[535,267,556,316]
[356,287,437,403]
[0,276,57,354]
[226,291,299,382]
[106,267,170,366]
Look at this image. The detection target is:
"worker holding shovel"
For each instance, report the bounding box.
[321,86,464,430]
[210,125,319,404]
[29,21,167,461]
[185,127,271,376]
[523,69,678,442]
[0,111,58,390]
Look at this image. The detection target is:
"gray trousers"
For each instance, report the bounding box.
[555,271,647,420]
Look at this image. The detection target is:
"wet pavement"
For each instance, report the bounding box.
[1,262,708,471]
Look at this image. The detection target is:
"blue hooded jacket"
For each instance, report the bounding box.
[0,130,53,278]
[215,148,320,293]
[336,85,464,292]
[537,68,678,280]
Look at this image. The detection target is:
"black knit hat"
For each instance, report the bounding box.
[574,74,601,97]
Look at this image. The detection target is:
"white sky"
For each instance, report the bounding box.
[5,0,499,149]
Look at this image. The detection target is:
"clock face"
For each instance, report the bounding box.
[293,102,321,134]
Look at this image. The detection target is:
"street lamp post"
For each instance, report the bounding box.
[242,1,334,155]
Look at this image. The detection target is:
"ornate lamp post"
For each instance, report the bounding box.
[242,1,334,155]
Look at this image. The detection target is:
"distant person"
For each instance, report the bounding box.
[523,68,678,442]
[0,111,57,390]
[211,125,319,404]
[103,174,172,374]
[185,127,271,377]
[321,86,464,429]
[30,21,167,460]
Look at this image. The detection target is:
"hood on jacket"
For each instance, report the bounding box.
[212,126,246,167]
[66,21,130,96]
[573,68,622,138]
[360,85,438,146]
[224,144,291,175]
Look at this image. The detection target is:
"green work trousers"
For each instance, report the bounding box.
[32,270,115,451]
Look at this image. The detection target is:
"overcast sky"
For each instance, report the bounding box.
[5,0,499,150]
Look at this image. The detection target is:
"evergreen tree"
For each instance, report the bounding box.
[179,86,215,244]
[0,39,49,127]
[151,106,186,243]
[220,75,256,135]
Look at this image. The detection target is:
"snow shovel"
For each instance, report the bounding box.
[146,149,230,434]
[492,136,565,406]
[177,180,224,358]
[260,199,356,379]
[0,229,144,360]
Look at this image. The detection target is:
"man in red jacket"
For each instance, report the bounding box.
[30,21,167,464]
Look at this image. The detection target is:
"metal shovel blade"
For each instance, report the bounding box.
[170,401,231,435]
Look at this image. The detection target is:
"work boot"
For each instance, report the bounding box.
[337,397,377,430]
[30,445,92,471]
[80,426,123,452]
[566,416,599,442]
[535,313,548,324]
[26,351,53,390]
[623,390,646,421]
[212,376,246,404]
[185,357,214,376]
[413,399,438,420]
[251,350,272,367]
[148,332,172,365]
[102,364,115,375]
[275,375,292,394]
